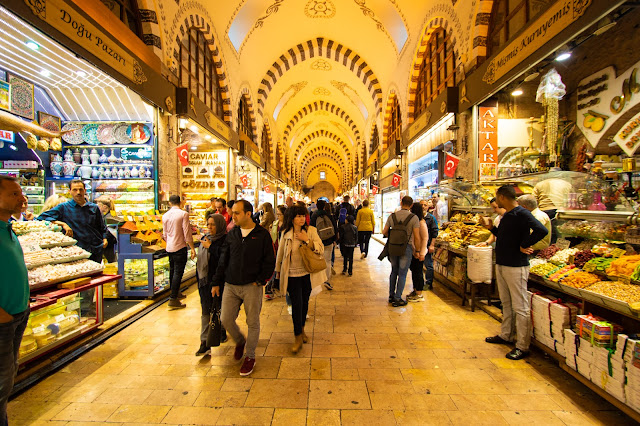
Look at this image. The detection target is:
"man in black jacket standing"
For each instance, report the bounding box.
[483,185,548,360]
[310,199,338,290]
[213,200,275,376]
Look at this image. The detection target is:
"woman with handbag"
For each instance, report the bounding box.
[275,204,326,353]
[196,213,227,356]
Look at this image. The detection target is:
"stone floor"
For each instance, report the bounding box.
[8,240,637,425]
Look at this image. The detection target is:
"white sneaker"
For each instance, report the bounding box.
[360,253,366,259]
[287,306,292,315]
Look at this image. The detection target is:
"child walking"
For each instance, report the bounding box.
[339,215,358,276]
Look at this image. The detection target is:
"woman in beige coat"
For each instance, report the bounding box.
[275,204,326,353]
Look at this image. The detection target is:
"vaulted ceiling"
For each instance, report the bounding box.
[150,0,487,191]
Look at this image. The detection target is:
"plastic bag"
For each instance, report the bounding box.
[467,245,493,283]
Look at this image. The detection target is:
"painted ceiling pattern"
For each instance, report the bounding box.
[145,0,490,191]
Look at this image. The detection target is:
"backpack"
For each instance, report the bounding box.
[341,224,358,247]
[387,212,415,257]
[338,207,348,224]
[316,214,335,241]
[426,213,438,243]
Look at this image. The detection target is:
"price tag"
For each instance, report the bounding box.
[610,248,626,258]
[556,239,571,250]
[584,262,596,273]
[55,314,66,322]
[32,325,45,333]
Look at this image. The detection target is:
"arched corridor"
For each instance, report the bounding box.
[8,241,633,425]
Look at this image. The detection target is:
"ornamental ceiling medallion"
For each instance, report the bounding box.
[305,0,336,18]
[313,87,331,96]
[311,59,332,71]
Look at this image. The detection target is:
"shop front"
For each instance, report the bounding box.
[237,136,263,209]
[378,142,403,229]
[259,164,277,208]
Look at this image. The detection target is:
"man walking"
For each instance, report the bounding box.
[162,195,196,310]
[419,199,438,290]
[213,200,275,376]
[38,180,107,262]
[483,185,548,360]
[0,176,30,426]
[382,196,420,307]
[310,199,338,290]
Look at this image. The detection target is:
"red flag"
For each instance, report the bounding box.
[444,152,461,178]
[360,187,366,198]
[240,174,249,188]
[176,142,189,167]
[391,173,401,188]
[371,185,378,196]
[263,185,271,194]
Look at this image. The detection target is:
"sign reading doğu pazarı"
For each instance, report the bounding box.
[482,0,591,85]
[24,0,147,84]
[577,58,640,156]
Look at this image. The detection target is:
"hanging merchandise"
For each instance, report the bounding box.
[536,69,566,163]
[444,152,461,178]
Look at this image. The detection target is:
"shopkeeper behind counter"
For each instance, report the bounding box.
[532,176,573,244]
[37,180,107,263]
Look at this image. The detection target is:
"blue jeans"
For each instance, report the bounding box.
[388,245,413,300]
[424,252,434,287]
[1,308,29,426]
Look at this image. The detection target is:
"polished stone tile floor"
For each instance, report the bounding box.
[9,240,637,425]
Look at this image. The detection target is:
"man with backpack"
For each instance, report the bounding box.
[311,199,338,291]
[382,196,420,307]
[336,195,356,226]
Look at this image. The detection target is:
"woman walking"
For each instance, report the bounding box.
[265,205,286,301]
[196,214,227,356]
[259,202,276,231]
[275,204,326,353]
[355,199,375,259]
[339,215,358,276]
[407,203,429,303]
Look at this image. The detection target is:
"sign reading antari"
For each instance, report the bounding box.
[478,106,498,180]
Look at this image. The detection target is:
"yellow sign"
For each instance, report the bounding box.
[250,150,262,165]
[482,0,591,85]
[24,0,147,84]
[365,166,372,176]
[408,110,431,141]
[380,149,390,165]
[204,111,232,142]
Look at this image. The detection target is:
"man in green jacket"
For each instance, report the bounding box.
[0,176,30,425]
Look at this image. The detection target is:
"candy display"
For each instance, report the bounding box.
[436,222,492,248]
[23,245,91,269]
[585,281,640,305]
[558,220,627,241]
[12,220,60,235]
[530,262,560,277]
[549,248,580,265]
[28,259,103,288]
[561,271,600,289]
[583,257,614,273]
[573,250,596,268]
[537,244,561,260]
[18,231,76,248]
[606,255,640,278]
[576,314,623,348]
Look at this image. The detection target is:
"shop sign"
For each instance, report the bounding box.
[0,130,13,143]
[482,0,592,85]
[240,174,249,188]
[391,173,401,188]
[365,166,372,177]
[577,59,640,155]
[181,150,228,192]
[250,150,261,165]
[407,110,432,142]
[4,160,37,169]
[613,111,640,157]
[24,0,147,85]
[120,146,152,161]
[478,106,498,180]
[444,152,461,178]
[176,142,189,167]
[204,111,232,142]
[371,185,378,196]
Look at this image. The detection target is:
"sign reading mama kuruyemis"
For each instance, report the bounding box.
[482,0,591,85]
[577,58,640,156]
[24,0,147,85]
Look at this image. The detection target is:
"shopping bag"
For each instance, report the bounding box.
[206,295,222,347]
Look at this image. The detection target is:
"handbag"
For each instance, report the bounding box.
[206,295,222,347]
[299,242,326,273]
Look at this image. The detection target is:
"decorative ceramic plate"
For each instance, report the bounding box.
[113,123,130,144]
[81,124,100,145]
[97,123,115,145]
[61,123,83,144]
[126,123,152,144]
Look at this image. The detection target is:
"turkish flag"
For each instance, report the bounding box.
[371,185,378,196]
[176,142,189,167]
[263,185,271,194]
[360,187,366,198]
[240,174,249,188]
[444,152,461,178]
[391,173,401,188]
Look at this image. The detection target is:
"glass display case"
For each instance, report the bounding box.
[119,250,197,298]
[409,151,439,201]
[381,190,400,230]
[93,179,156,215]
[19,276,115,366]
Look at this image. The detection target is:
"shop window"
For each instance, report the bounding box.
[238,96,254,141]
[100,0,143,40]
[385,97,401,150]
[370,124,379,155]
[415,28,455,118]
[179,28,224,118]
[261,125,271,164]
[488,0,555,56]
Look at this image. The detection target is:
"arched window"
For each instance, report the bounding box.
[261,125,271,165]
[179,28,224,118]
[488,0,555,55]
[415,28,455,118]
[238,96,254,141]
[386,97,401,150]
[370,124,379,155]
[100,0,143,39]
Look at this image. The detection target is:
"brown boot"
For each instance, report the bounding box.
[291,335,303,354]
[301,330,309,344]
